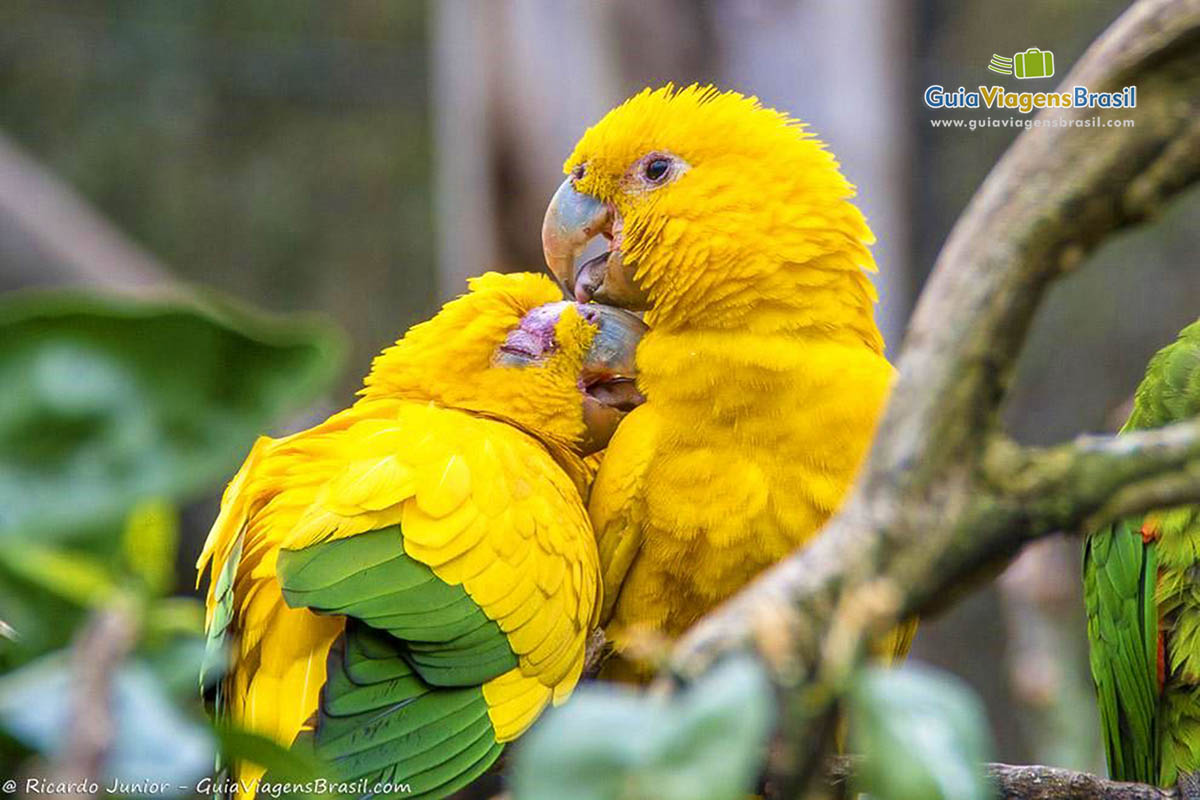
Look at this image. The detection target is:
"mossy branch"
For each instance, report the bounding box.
[827,759,1177,800]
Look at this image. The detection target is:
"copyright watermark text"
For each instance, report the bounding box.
[8,776,412,796]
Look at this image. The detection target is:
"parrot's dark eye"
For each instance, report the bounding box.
[644,158,670,183]
[628,151,687,191]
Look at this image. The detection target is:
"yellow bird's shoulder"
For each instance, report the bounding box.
[589,403,662,621]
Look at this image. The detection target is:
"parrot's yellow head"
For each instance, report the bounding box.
[360,272,645,454]
[543,84,881,347]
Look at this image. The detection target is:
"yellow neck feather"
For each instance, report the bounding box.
[644,251,884,350]
[637,250,890,441]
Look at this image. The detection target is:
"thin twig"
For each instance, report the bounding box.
[48,604,137,800]
[0,131,172,294]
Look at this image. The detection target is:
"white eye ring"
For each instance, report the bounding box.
[629,152,689,192]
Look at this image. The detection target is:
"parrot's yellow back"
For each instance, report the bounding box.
[200,402,596,778]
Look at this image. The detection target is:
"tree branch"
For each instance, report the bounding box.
[826,759,1176,800]
[986,419,1200,528]
[654,0,1200,796]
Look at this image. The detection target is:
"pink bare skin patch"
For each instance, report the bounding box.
[497,301,572,362]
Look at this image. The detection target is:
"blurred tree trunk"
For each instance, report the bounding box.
[712,0,914,345]
[429,0,622,297]
[428,0,914,345]
[0,131,171,294]
[429,0,503,299]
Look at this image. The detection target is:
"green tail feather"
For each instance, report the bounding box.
[203,533,243,698]
[1085,319,1200,786]
[203,533,244,793]
[315,622,505,799]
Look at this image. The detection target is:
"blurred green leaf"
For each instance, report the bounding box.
[0,291,345,543]
[122,499,179,597]
[0,576,81,667]
[215,724,323,783]
[848,664,995,800]
[0,654,214,794]
[144,633,208,701]
[512,655,773,800]
[0,539,119,607]
[145,596,205,638]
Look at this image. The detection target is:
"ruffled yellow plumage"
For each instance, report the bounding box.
[553,85,913,677]
[197,273,608,795]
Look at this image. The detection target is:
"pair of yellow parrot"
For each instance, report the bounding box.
[198,85,905,798]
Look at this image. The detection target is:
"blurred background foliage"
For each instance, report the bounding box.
[0,1,432,385]
[0,0,1198,795]
[0,294,342,791]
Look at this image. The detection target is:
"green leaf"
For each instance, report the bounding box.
[0,653,214,793]
[0,576,81,667]
[214,723,323,783]
[144,596,205,638]
[511,655,774,800]
[143,632,209,701]
[122,499,178,597]
[0,290,345,543]
[0,542,123,666]
[848,664,995,800]
[0,539,120,607]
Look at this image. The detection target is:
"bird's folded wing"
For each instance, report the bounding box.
[1084,518,1160,784]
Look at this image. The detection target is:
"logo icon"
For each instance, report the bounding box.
[987,48,1055,79]
[988,54,1014,75]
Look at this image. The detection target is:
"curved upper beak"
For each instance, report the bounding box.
[542,178,609,294]
[542,178,652,310]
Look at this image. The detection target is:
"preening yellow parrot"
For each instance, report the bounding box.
[197,272,645,798]
[542,85,913,677]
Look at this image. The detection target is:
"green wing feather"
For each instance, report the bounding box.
[202,532,243,699]
[276,524,517,798]
[1084,518,1160,783]
[306,622,504,798]
[1125,321,1200,432]
[278,525,518,686]
[201,532,243,792]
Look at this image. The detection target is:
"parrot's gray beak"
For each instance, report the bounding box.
[578,303,646,454]
[580,303,646,385]
[542,177,651,311]
[542,178,609,293]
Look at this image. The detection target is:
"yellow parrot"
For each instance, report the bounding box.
[541,85,913,677]
[196,272,645,797]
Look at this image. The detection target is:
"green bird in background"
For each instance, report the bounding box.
[1085,319,1200,791]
